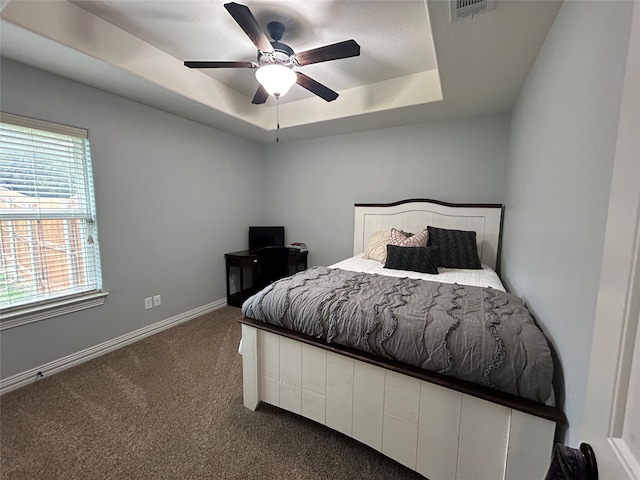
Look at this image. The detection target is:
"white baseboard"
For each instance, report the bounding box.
[0,298,228,395]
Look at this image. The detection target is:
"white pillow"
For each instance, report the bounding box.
[363,230,391,263]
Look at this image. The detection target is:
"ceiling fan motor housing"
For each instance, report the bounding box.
[258,42,294,67]
[258,21,295,67]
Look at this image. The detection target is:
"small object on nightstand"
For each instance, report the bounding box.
[286,242,307,252]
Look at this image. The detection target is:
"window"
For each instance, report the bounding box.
[0,113,106,328]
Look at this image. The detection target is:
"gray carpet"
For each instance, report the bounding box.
[1,306,423,479]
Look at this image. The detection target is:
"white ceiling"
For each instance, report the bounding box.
[0,0,561,143]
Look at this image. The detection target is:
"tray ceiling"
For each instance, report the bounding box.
[0,0,561,143]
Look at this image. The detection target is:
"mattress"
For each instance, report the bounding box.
[330,253,506,291]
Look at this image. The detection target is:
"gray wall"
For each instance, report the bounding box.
[501,1,633,445]
[0,59,265,378]
[263,113,510,267]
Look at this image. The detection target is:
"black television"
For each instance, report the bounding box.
[249,226,285,250]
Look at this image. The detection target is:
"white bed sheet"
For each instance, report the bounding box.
[329,253,506,292]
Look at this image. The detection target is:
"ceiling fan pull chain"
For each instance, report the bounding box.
[276,95,280,143]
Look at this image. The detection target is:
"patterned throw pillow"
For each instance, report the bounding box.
[384,245,440,274]
[363,230,391,263]
[390,227,429,248]
[427,226,481,269]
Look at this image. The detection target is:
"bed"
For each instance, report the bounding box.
[238,199,565,480]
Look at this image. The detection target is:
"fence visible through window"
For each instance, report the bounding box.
[0,112,102,312]
[0,195,92,306]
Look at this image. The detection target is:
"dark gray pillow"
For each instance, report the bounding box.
[427,226,481,269]
[384,245,440,275]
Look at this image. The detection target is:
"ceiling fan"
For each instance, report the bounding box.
[184,2,361,104]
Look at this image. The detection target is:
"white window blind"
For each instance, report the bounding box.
[0,112,103,313]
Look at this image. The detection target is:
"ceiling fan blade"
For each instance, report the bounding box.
[294,40,360,66]
[224,2,274,53]
[296,72,339,102]
[184,61,257,69]
[251,85,269,104]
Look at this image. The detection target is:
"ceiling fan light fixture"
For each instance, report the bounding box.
[255,64,297,98]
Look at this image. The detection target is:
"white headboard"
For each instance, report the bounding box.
[354,199,504,271]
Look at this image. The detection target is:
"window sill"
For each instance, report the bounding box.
[0,291,109,330]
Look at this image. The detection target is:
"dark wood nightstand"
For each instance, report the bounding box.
[224,249,308,307]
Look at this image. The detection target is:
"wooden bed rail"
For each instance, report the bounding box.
[239,317,566,425]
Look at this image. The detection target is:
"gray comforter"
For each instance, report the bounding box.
[242,267,553,404]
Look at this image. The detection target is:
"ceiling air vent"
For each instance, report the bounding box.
[450,0,495,21]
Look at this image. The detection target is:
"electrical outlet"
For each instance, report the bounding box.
[144,297,153,310]
[153,294,161,307]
